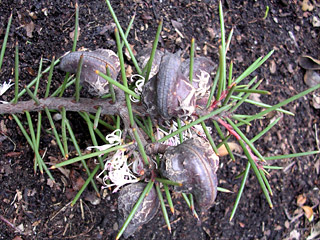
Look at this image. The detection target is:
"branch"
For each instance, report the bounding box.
[0,97,147,116]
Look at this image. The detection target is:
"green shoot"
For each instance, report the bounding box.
[0,13,12,72]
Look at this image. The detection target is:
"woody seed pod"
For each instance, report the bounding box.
[118,182,160,238]
[142,51,216,120]
[160,137,219,210]
[58,49,120,96]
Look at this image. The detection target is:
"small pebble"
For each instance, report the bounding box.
[53,113,62,121]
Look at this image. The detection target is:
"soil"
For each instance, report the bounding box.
[0,0,320,240]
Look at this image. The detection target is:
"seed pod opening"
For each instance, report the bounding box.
[137,48,164,79]
[58,49,120,96]
[181,56,216,101]
[160,137,219,210]
[142,51,218,120]
[118,182,160,238]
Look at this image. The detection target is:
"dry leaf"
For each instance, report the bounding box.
[16,189,22,201]
[301,206,314,222]
[47,159,70,178]
[141,13,152,21]
[249,93,262,103]
[17,224,24,232]
[47,178,55,188]
[31,219,41,227]
[171,19,183,30]
[207,27,217,40]
[312,16,320,27]
[125,65,133,79]
[239,222,245,228]
[301,0,314,11]
[69,170,85,191]
[315,157,320,174]
[124,44,136,61]
[218,142,242,156]
[297,194,307,207]
[286,230,300,240]
[171,20,185,38]
[84,192,101,205]
[25,21,35,38]
[26,67,37,76]
[269,59,276,74]
[69,26,80,41]
[312,93,320,109]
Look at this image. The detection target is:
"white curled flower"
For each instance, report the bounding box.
[156,120,212,146]
[193,69,211,98]
[177,87,196,118]
[131,151,144,175]
[97,149,139,193]
[0,79,14,96]
[156,121,191,146]
[86,129,122,152]
[156,122,180,146]
[129,74,145,102]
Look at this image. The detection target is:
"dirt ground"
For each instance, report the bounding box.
[0,0,320,239]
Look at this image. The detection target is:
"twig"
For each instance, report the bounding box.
[0,214,24,234]
[289,202,319,224]
[50,201,72,221]
[0,97,146,116]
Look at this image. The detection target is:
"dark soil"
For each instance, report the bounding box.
[1,0,320,240]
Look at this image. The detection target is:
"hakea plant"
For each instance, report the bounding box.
[1,1,320,239]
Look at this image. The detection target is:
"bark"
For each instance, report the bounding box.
[0,97,147,116]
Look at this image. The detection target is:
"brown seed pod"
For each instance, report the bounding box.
[118,182,160,238]
[142,51,196,120]
[160,137,219,210]
[157,52,196,119]
[137,48,164,79]
[141,75,159,117]
[58,49,120,96]
[142,52,216,120]
[181,56,217,105]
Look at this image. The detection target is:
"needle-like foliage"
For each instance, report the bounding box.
[0,1,319,239]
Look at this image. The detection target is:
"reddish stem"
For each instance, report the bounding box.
[209,83,236,110]
[217,118,241,140]
[245,144,264,169]
[217,118,264,169]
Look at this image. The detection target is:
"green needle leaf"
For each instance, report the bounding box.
[230,162,251,221]
[51,143,134,168]
[156,183,172,233]
[0,13,12,72]
[144,18,163,82]
[95,70,140,99]
[44,56,56,98]
[158,104,231,143]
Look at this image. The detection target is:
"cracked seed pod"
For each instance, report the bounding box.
[142,51,196,120]
[137,48,164,79]
[160,137,219,210]
[118,182,160,238]
[142,52,217,120]
[181,57,217,107]
[157,52,196,119]
[58,49,120,96]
